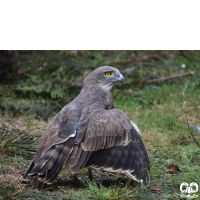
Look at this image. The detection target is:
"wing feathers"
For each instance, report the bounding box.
[69,145,92,173]
[112,146,127,170]
[91,137,98,151]
[30,146,57,175]
[37,145,63,174]
[114,144,130,171]
[24,138,74,184]
[42,135,69,153]
[45,140,74,183]
[69,145,83,167]
[70,145,79,159]
[80,109,139,152]
[85,138,150,182]
[86,147,112,168]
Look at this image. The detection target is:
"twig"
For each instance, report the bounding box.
[182,81,200,148]
[147,71,195,84]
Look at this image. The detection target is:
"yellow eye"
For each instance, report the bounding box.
[106,72,111,77]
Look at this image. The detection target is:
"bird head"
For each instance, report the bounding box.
[83,66,124,91]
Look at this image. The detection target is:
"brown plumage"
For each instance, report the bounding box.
[24,66,150,184]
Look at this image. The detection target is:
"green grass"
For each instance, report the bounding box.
[0,51,200,199]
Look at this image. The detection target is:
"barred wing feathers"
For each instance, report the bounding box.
[24,101,80,184]
[69,109,150,182]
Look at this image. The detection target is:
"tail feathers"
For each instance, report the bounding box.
[23,138,74,184]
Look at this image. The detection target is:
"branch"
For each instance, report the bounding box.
[147,71,195,84]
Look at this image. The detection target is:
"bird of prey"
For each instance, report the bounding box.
[24,66,150,184]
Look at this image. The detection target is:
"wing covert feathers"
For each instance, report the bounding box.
[81,109,136,151]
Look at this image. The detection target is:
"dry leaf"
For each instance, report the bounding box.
[164,163,181,174]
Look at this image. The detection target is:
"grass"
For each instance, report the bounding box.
[0,51,200,199]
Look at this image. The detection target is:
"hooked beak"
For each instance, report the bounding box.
[116,73,124,82]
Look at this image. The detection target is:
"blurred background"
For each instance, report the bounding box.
[0,50,199,120]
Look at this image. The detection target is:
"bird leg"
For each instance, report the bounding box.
[88,168,101,188]
[88,167,94,181]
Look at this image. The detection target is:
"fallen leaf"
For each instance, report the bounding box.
[164,163,181,174]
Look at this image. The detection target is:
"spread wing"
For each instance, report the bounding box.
[34,102,81,163]
[24,101,83,184]
[69,108,150,182]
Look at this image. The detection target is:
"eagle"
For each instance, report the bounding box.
[24,66,150,184]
